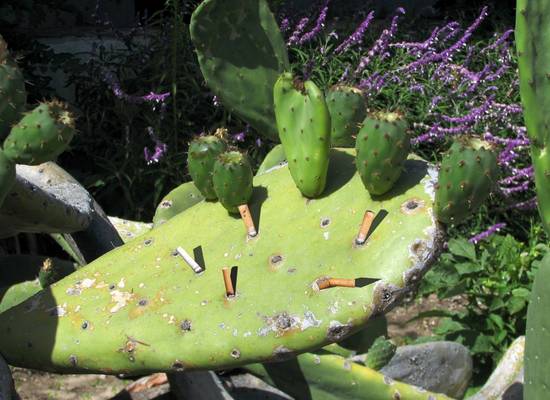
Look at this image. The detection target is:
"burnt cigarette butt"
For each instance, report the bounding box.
[222,267,235,297]
[356,210,375,244]
[238,204,257,237]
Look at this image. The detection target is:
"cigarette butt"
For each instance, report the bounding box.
[238,204,257,237]
[222,267,235,297]
[356,210,375,245]
[317,278,356,290]
[176,247,203,273]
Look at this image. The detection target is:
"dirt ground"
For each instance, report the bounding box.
[10,294,462,400]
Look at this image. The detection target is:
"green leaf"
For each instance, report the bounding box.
[455,262,483,275]
[448,238,477,260]
[489,297,505,311]
[488,314,505,330]
[472,334,493,354]
[512,288,530,298]
[507,297,526,315]
[406,309,458,323]
[434,318,467,335]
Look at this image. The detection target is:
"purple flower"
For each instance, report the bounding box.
[280,18,290,32]
[233,131,246,142]
[287,17,310,46]
[144,126,168,165]
[469,223,506,244]
[297,0,330,45]
[334,11,375,54]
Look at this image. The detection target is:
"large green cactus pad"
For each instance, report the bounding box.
[153,182,204,227]
[190,0,289,142]
[0,149,442,375]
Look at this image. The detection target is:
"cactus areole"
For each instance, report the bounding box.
[516,0,550,235]
[0,149,442,374]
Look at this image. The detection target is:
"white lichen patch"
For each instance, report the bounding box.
[66,278,97,296]
[323,231,330,240]
[48,303,67,317]
[109,290,133,313]
[117,278,126,288]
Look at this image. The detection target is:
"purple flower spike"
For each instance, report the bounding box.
[287,17,310,46]
[144,126,168,165]
[334,11,375,54]
[469,223,506,244]
[297,0,330,45]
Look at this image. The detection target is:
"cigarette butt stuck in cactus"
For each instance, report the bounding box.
[222,267,235,297]
[238,204,257,237]
[356,210,376,245]
[176,247,203,274]
[317,277,356,290]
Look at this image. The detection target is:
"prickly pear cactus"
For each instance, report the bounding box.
[190,0,289,142]
[256,144,286,176]
[434,138,498,224]
[274,73,331,198]
[0,150,15,207]
[516,0,550,234]
[245,351,453,400]
[0,35,26,140]
[3,100,75,165]
[355,112,410,196]
[212,151,253,213]
[326,85,366,147]
[153,182,204,227]
[0,148,442,375]
[187,136,228,200]
[365,336,396,370]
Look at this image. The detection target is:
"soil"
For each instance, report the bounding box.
[9,294,464,400]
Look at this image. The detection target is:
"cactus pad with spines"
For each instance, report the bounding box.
[153,182,204,227]
[355,112,410,196]
[434,138,498,224]
[365,336,396,370]
[256,144,287,176]
[274,73,331,198]
[516,0,550,234]
[0,150,15,207]
[326,85,366,147]
[212,151,253,214]
[0,36,26,140]
[3,100,75,165]
[190,0,289,142]
[187,135,227,200]
[245,351,453,400]
[0,148,442,375]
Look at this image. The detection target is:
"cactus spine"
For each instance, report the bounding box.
[3,100,75,165]
[355,112,410,196]
[187,135,227,200]
[190,0,289,142]
[274,73,331,198]
[434,138,498,224]
[326,85,366,147]
[212,151,253,213]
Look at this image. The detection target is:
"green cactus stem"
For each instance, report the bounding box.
[153,182,204,227]
[187,135,228,200]
[0,35,26,140]
[190,0,289,142]
[212,151,254,214]
[0,148,442,375]
[365,336,396,371]
[516,0,550,234]
[434,138,498,225]
[274,73,331,198]
[3,100,75,165]
[326,85,367,147]
[355,112,410,196]
[0,150,15,208]
[245,352,453,400]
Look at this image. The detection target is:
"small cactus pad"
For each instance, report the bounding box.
[187,135,227,200]
[525,253,550,400]
[274,73,331,198]
[434,138,498,224]
[365,336,396,370]
[153,182,204,227]
[355,112,410,196]
[256,144,287,176]
[326,85,366,147]
[109,217,153,243]
[3,100,75,165]
[516,0,550,235]
[212,151,254,214]
[0,149,442,374]
[245,351,452,400]
[0,39,26,140]
[0,150,15,207]
[190,0,289,142]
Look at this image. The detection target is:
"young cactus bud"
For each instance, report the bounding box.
[435,137,498,224]
[37,258,75,288]
[355,111,410,196]
[274,72,331,198]
[3,100,75,165]
[0,149,15,208]
[365,336,396,371]
[0,36,27,140]
[187,135,228,200]
[326,85,366,147]
[212,151,253,214]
